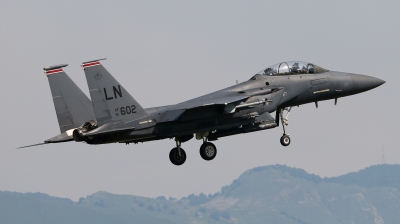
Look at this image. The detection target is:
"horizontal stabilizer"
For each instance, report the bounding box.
[17,142,49,149]
[83,126,136,137]
[45,131,74,143]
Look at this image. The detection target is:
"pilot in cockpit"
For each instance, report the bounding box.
[263,67,277,75]
[290,62,300,73]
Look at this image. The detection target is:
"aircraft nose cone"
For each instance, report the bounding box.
[349,73,385,94]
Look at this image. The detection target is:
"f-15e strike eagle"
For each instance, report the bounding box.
[20,59,385,165]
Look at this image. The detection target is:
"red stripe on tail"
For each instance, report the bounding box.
[46,68,63,75]
[82,61,101,69]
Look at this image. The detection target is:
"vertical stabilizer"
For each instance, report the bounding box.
[81,59,148,125]
[44,64,96,133]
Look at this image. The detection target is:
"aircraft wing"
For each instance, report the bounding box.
[158,95,249,123]
[173,95,249,110]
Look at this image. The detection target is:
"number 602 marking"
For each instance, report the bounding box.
[120,105,136,115]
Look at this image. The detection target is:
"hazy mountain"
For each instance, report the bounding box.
[324,164,400,190]
[1,164,399,224]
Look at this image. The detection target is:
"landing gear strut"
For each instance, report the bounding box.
[169,138,186,166]
[200,137,217,161]
[279,107,292,146]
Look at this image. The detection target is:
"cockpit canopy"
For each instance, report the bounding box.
[256,61,328,76]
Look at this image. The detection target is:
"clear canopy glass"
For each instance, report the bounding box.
[256,61,328,76]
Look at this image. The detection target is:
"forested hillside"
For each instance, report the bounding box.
[1,164,399,224]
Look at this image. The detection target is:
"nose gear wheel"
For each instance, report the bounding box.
[280,134,291,146]
[279,107,293,146]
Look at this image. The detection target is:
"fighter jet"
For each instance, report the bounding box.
[20,59,385,165]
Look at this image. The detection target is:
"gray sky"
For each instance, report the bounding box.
[0,1,398,201]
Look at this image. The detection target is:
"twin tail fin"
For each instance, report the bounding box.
[81,59,148,125]
[44,64,95,133]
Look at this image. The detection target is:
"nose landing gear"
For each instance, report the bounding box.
[280,134,291,146]
[279,107,292,146]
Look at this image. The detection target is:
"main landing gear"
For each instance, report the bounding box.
[279,107,292,146]
[169,136,217,166]
[169,139,186,166]
[200,139,217,161]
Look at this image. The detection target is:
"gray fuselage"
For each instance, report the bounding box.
[86,70,380,145]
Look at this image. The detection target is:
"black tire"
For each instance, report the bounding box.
[169,147,186,165]
[200,142,217,161]
[280,134,291,146]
